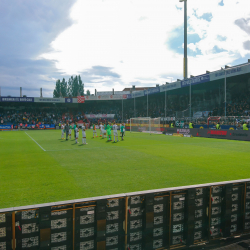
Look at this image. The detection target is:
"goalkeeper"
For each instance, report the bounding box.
[107,122,112,141]
[120,123,125,140]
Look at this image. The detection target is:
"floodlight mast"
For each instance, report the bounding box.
[179,0,190,117]
[179,0,188,79]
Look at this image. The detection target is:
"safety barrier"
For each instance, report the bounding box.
[0,179,250,249]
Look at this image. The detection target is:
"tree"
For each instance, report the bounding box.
[86,90,90,96]
[53,76,84,97]
[53,80,61,98]
[67,75,84,97]
[61,78,68,97]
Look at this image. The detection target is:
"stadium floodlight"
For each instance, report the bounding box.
[179,0,190,117]
[130,117,161,134]
[179,0,188,79]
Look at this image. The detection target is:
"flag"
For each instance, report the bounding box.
[77,96,85,103]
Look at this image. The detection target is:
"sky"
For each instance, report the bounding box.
[1,0,250,97]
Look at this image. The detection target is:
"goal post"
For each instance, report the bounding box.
[130,117,161,134]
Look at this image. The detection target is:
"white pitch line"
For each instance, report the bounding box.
[47,147,101,152]
[46,143,175,152]
[25,132,46,151]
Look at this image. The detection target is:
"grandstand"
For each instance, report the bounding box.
[1,61,250,129]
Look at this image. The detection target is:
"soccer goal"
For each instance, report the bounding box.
[130,117,161,134]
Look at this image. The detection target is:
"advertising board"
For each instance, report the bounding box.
[164,128,250,141]
[34,97,65,103]
[196,129,250,141]
[181,74,210,88]
[0,125,12,129]
[210,64,250,81]
[0,97,34,102]
[85,114,115,119]
[144,87,160,95]
[160,82,181,92]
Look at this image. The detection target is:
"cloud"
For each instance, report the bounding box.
[138,16,148,21]
[235,18,250,35]
[42,0,250,94]
[1,0,250,96]
[243,41,250,50]
[0,0,77,96]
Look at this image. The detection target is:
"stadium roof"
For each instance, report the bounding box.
[122,87,154,91]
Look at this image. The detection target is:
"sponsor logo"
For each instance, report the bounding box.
[184,134,192,137]
[0,125,12,129]
[207,130,227,136]
[215,67,242,77]
[0,97,34,102]
[144,87,160,95]
[177,129,190,134]
[65,98,73,103]
[173,133,183,137]
[229,127,234,130]
[181,74,210,87]
[199,126,204,129]
[165,133,173,136]
[230,132,249,137]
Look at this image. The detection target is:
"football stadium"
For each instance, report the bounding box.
[1,61,250,249]
[1,1,250,250]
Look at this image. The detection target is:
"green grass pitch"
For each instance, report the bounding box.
[0,129,250,209]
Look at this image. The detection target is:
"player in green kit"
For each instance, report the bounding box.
[73,122,77,140]
[107,122,112,141]
[120,123,125,140]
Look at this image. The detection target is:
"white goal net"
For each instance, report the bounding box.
[130,117,161,134]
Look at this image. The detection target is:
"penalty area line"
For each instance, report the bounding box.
[25,132,46,152]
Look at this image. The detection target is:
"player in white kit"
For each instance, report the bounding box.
[75,125,79,144]
[113,121,119,142]
[102,123,106,138]
[99,122,103,137]
[61,123,65,139]
[82,122,87,144]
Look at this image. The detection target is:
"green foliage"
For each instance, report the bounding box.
[53,79,61,97]
[86,89,90,96]
[61,78,68,97]
[67,75,84,97]
[1,130,250,208]
[53,76,84,97]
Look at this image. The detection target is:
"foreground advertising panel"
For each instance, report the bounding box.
[0,179,250,250]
